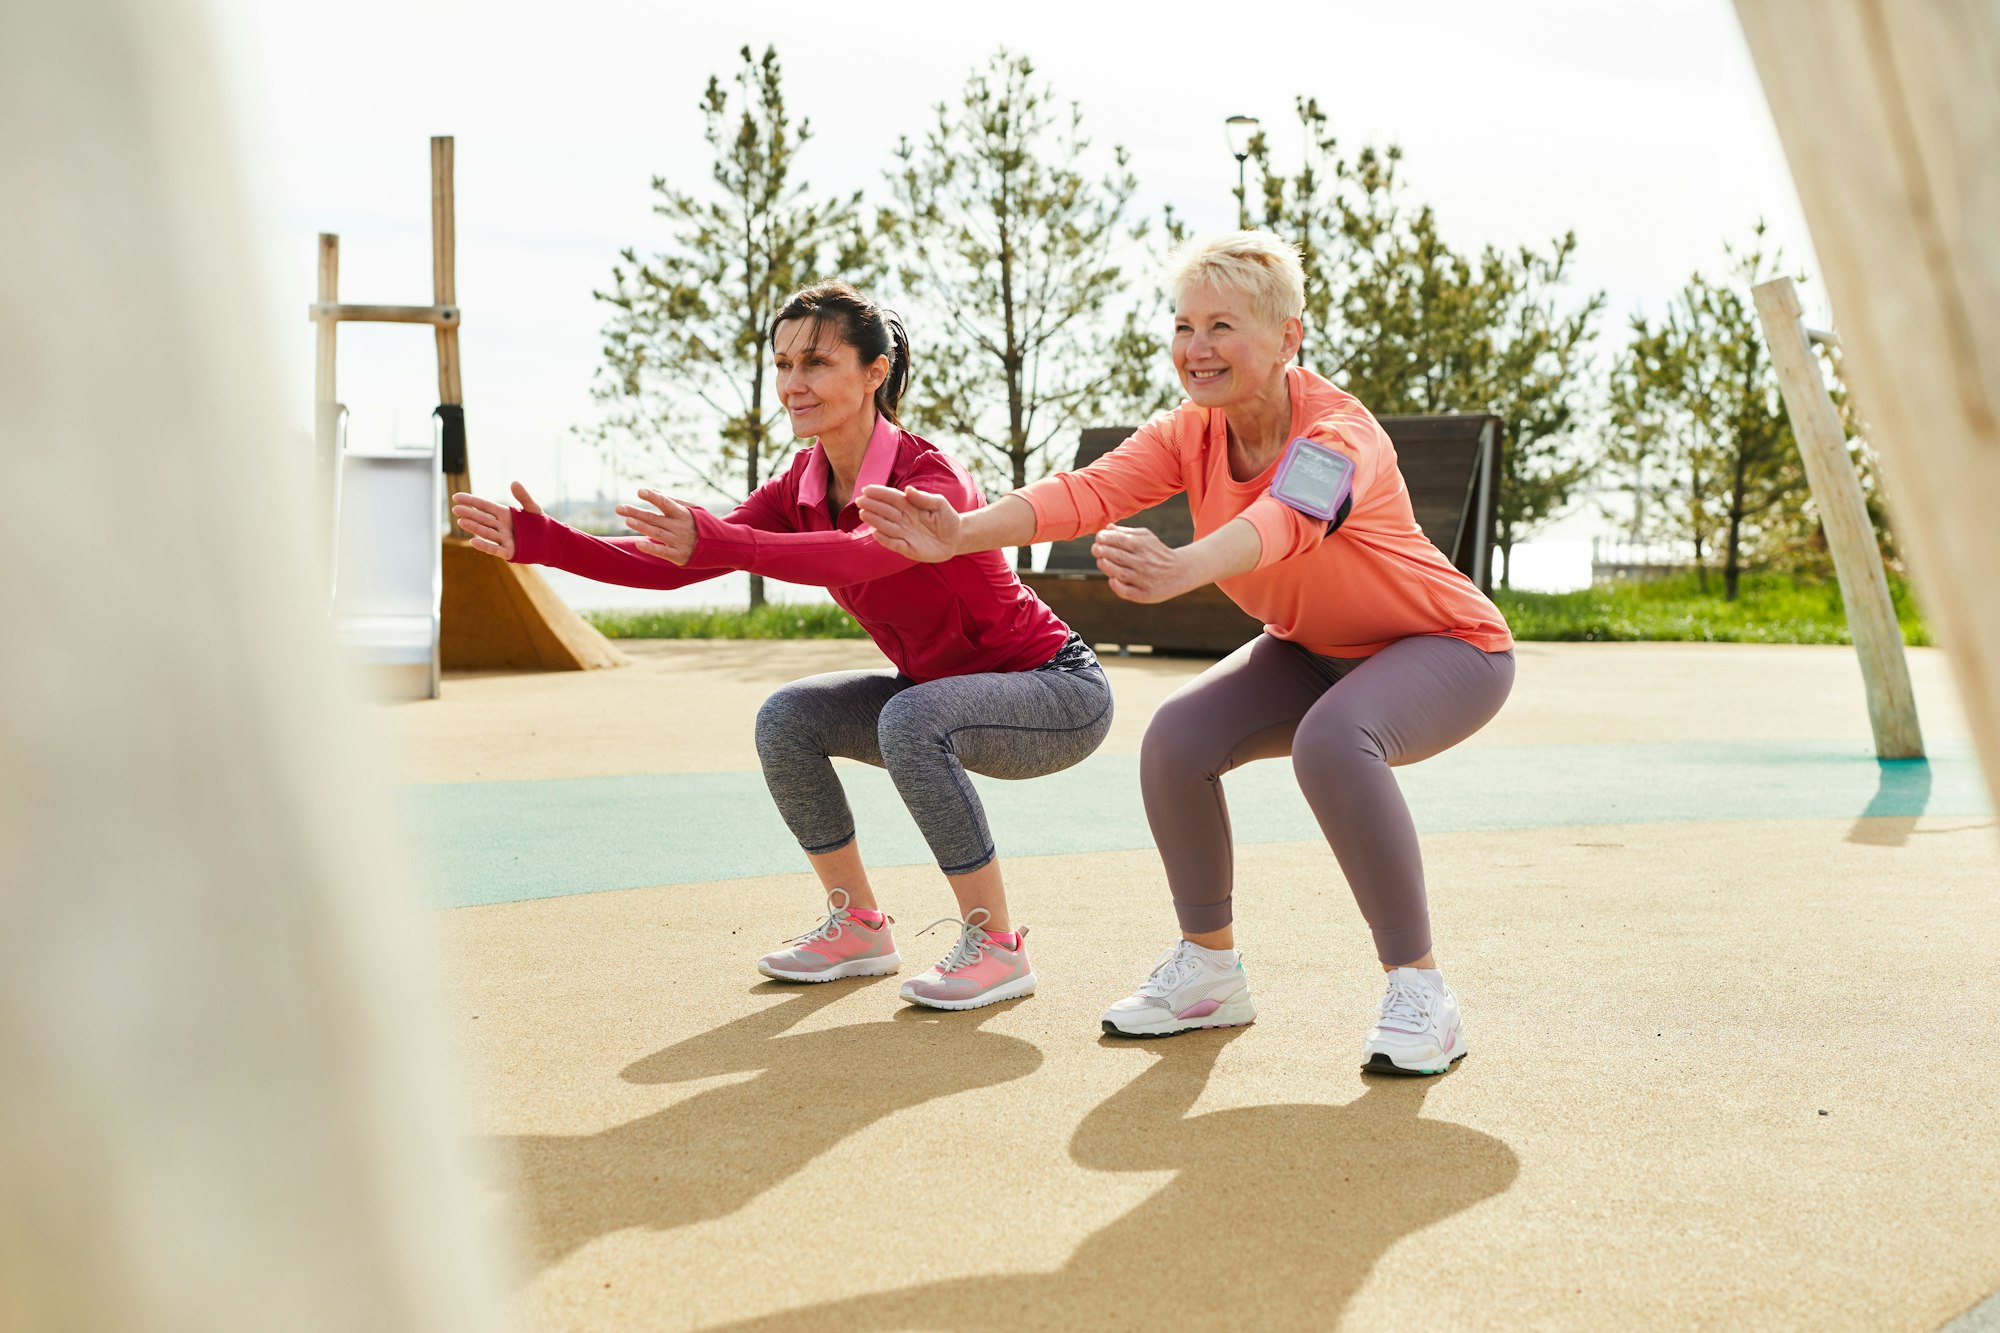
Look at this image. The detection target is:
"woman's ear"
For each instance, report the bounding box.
[1280,316,1305,365]
[866,354,891,394]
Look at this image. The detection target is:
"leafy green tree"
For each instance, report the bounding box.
[881,50,1164,568]
[582,45,875,608]
[1244,102,1603,585]
[1478,241,1605,584]
[1605,315,1727,578]
[1607,227,1807,600]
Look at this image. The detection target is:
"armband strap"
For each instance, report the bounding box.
[1327,493,1352,534]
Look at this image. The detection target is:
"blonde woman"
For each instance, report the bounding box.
[858,233,1514,1073]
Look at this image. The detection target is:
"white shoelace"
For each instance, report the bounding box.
[788,887,857,945]
[1136,941,1204,998]
[915,907,994,974]
[1377,977,1434,1033]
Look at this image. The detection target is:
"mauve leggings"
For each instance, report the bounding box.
[1141,633,1515,965]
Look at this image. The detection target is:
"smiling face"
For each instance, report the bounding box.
[1171,279,1302,409]
[772,317,889,442]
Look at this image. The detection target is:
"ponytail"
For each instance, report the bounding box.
[876,307,910,425]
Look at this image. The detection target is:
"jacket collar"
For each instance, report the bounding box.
[799,413,899,510]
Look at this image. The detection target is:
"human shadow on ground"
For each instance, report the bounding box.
[494,979,1042,1272]
[704,1030,1520,1330]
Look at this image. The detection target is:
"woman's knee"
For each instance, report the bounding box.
[1139,695,1228,782]
[1290,705,1384,788]
[874,691,946,767]
[754,683,820,760]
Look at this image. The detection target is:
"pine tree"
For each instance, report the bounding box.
[583,46,875,608]
[881,50,1162,568]
[1608,226,1807,599]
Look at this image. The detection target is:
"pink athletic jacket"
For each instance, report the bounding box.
[1012,367,1514,659]
[509,416,1072,682]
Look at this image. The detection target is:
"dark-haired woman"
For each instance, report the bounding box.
[452,283,1112,1011]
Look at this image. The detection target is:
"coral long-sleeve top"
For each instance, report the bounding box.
[510,415,1071,682]
[1011,367,1513,659]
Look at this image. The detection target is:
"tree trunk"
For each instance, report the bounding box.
[1725,458,1749,602]
[749,572,766,610]
[1012,452,1031,573]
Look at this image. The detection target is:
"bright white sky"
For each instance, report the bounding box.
[206,0,1826,517]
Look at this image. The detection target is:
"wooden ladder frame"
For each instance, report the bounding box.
[309,137,624,675]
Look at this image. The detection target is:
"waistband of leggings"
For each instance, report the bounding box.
[1033,631,1101,674]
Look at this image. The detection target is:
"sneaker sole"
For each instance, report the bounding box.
[1362,1031,1468,1076]
[757,952,901,983]
[1100,998,1258,1038]
[899,971,1037,1011]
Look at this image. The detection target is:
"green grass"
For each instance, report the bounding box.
[583,602,869,641]
[582,572,1931,647]
[1493,571,1932,646]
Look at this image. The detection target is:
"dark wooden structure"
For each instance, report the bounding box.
[1021,414,1501,655]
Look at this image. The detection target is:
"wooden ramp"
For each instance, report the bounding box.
[1023,415,1501,654]
[441,540,629,672]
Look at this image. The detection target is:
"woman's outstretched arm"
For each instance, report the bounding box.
[451,482,728,592]
[853,488,1037,563]
[1090,518,1263,604]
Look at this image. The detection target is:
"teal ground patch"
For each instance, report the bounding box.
[400,739,1989,909]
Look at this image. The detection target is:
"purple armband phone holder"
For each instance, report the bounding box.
[1269,435,1356,524]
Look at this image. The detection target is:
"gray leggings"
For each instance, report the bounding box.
[754,645,1113,876]
[1141,633,1515,964]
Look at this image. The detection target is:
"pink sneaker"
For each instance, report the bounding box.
[756,889,900,983]
[898,909,1037,1010]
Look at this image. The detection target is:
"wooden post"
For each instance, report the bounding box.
[430,136,468,512]
[1753,277,1924,760]
[1734,0,2000,818]
[314,232,341,563]
[2,0,510,1325]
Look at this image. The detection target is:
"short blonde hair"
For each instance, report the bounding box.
[1166,230,1306,330]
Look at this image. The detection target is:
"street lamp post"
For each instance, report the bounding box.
[1225,114,1260,229]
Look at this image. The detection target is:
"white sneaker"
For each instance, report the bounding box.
[1100,940,1257,1037]
[1362,969,1467,1075]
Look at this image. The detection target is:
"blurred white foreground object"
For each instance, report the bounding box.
[0,1,509,1330]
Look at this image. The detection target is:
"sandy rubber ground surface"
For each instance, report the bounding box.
[383,641,2000,1330]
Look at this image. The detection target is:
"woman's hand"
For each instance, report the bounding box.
[451,481,542,560]
[855,484,960,563]
[1092,525,1193,604]
[617,489,697,565]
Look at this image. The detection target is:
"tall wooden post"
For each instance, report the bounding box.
[314,232,342,565]
[430,136,469,513]
[1753,277,1924,760]
[1734,0,2000,819]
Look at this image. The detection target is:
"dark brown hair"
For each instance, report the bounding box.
[770,281,912,425]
